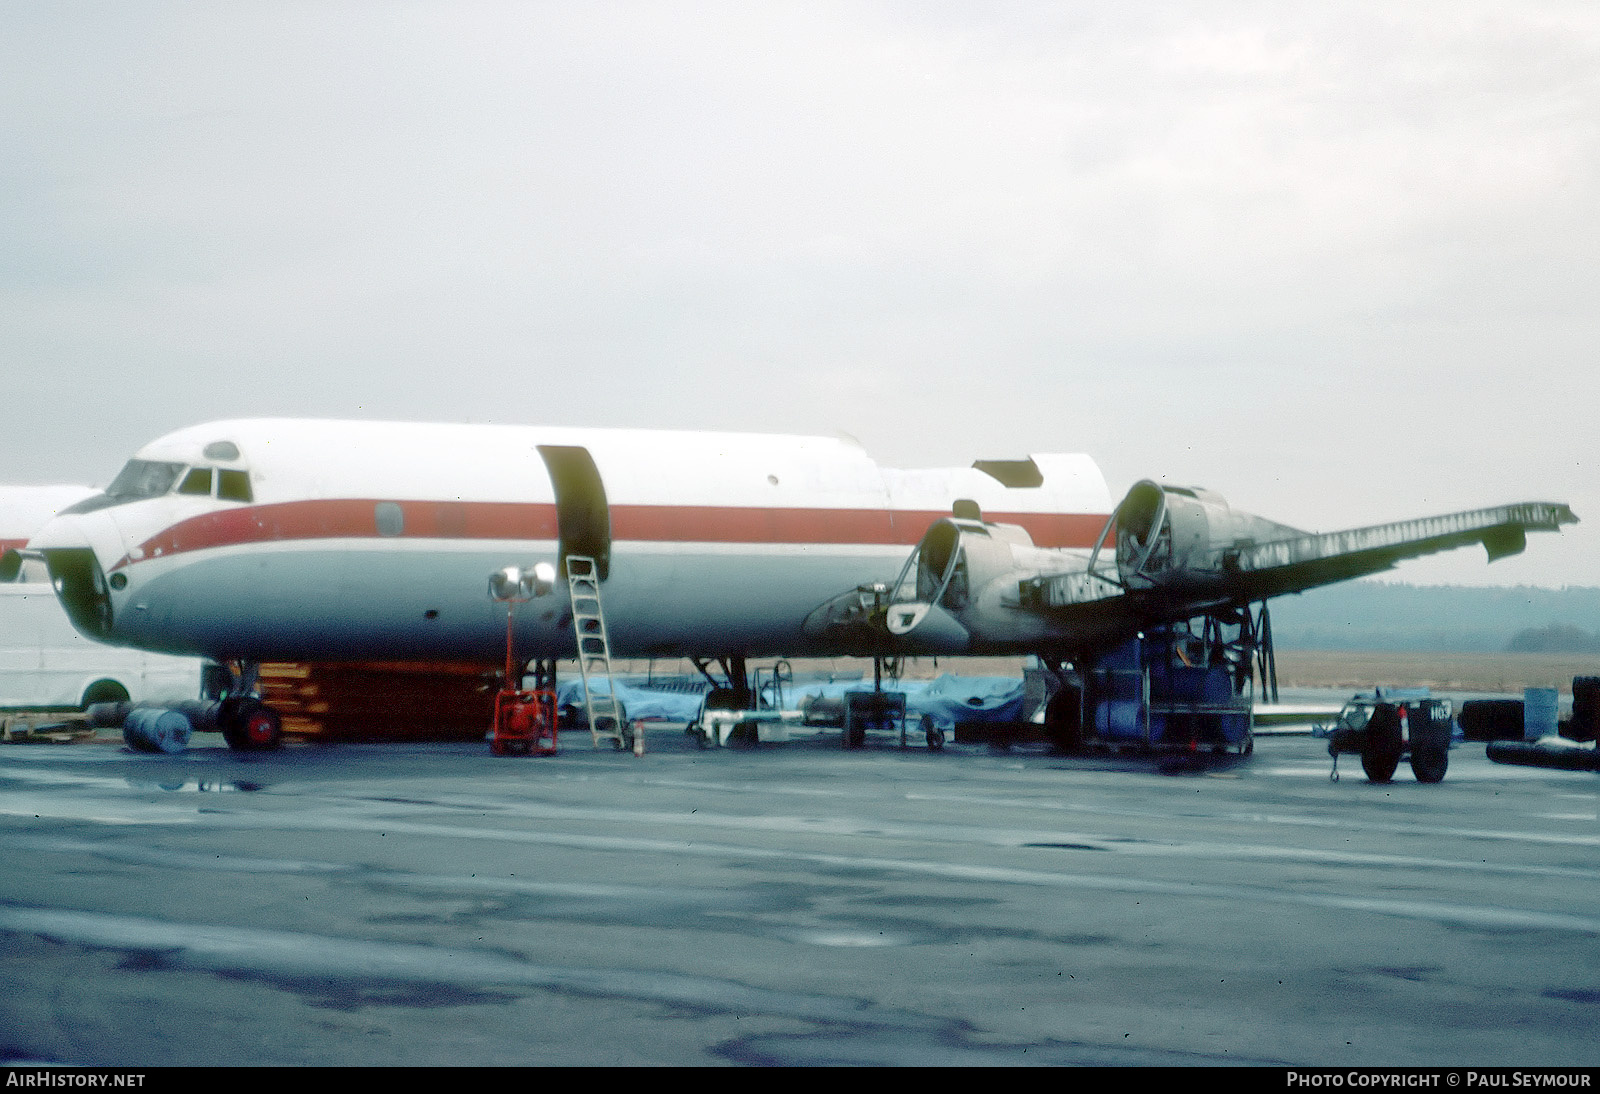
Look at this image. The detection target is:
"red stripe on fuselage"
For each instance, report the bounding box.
[613,504,898,544]
[116,498,1111,568]
[120,499,557,568]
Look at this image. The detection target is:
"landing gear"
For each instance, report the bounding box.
[212,662,283,752]
[219,695,283,752]
[686,657,751,748]
[842,657,906,750]
[692,656,752,711]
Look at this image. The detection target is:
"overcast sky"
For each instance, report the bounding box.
[3,2,1595,588]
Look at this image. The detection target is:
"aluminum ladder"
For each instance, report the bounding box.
[566,555,636,753]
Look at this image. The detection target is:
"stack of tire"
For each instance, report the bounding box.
[1459,699,1525,742]
[1567,676,1599,742]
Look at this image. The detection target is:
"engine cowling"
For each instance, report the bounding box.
[1113,480,1301,589]
[865,482,1307,650]
[884,517,1072,648]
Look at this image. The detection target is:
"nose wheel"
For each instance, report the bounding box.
[219,696,283,751]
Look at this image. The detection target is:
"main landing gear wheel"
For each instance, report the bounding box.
[220,697,283,752]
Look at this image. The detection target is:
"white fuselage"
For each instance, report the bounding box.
[27,419,1113,664]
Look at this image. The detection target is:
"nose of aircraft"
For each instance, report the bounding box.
[28,513,124,640]
[26,511,91,552]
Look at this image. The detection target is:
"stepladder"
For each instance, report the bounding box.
[565,555,639,754]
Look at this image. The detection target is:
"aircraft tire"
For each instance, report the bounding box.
[924,717,945,752]
[1409,720,1451,783]
[81,679,130,708]
[220,698,283,752]
[1360,707,1403,783]
[1410,742,1448,783]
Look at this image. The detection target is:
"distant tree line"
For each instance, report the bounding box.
[1506,623,1600,653]
[1266,581,1600,653]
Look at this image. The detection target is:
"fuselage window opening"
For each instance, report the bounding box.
[375,501,405,537]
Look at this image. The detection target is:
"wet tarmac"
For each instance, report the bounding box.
[1,724,1597,1066]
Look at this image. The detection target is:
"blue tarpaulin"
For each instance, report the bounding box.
[556,673,1027,732]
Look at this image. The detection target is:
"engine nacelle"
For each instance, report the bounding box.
[1113,480,1301,588]
[888,517,1071,648]
[879,483,1307,650]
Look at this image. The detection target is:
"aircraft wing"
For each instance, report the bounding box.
[1201,500,1577,601]
[1031,499,1579,612]
[835,486,1578,655]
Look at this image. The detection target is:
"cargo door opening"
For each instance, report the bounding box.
[537,445,611,581]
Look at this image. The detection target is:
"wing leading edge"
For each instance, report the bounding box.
[1031,498,1578,613]
[1216,500,1577,601]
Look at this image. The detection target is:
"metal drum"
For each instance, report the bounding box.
[122,707,193,754]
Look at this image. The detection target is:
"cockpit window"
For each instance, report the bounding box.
[217,469,252,503]
[178,467,214,496]
[106,460,184,501]
[59,456,253,515]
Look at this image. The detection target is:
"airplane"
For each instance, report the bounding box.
[15,417,1577,753]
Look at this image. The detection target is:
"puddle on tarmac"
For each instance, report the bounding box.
[784,929,916,948]
[138,779,265,793]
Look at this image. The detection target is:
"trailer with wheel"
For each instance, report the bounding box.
[1322,694,1455,783]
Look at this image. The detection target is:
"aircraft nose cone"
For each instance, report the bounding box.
[27,513,129,641]
[27,512,93,551]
